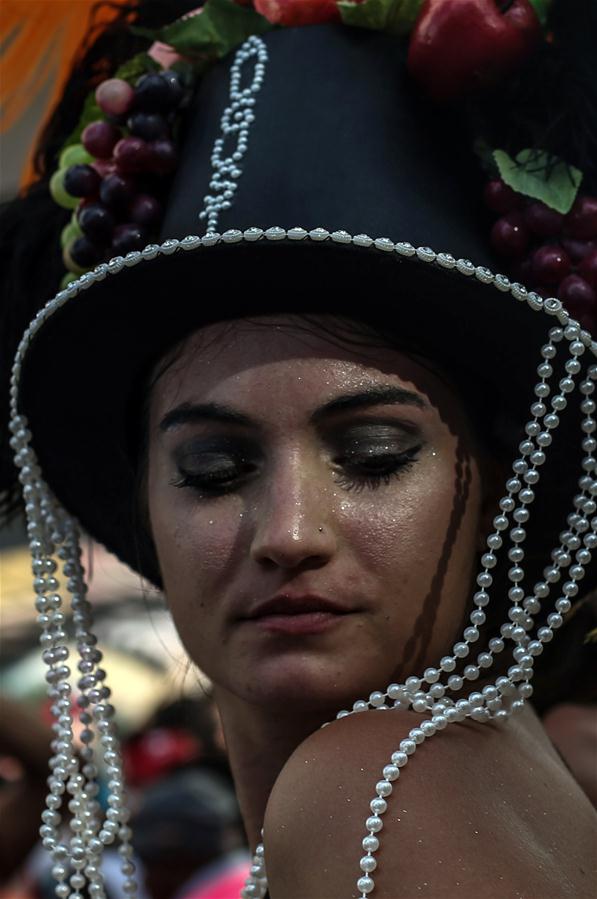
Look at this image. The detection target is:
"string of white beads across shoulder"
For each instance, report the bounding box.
[9,227,596,899]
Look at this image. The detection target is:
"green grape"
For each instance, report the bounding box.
[59,143,94,169]
[60,272,79,289]
[60,218,83,249]
[63,241,89,275]
[50,169,79,210]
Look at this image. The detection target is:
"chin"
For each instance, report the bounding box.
[226,650,397,714]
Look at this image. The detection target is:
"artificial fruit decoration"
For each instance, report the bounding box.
[407,0,542,101]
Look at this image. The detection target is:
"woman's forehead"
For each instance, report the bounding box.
[148,315,468,432]
[153,314,444,390]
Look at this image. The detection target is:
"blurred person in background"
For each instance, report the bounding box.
[0,696,51,888]
[131,769,248,899]
[123,695,248,899]
[123,696,234,793]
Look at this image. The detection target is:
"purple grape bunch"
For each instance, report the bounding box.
[54,69,188,275]
[485,179,597,332]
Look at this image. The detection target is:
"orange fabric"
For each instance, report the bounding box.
[0,0,134,185]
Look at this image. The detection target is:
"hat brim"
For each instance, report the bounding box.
[18,233,590,582]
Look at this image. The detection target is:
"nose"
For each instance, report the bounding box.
[249,451,337,570]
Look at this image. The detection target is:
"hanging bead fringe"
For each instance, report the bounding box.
[9,227,596,899]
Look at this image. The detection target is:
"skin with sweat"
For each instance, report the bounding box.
[146,315,596,897]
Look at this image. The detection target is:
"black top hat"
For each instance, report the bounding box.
[8,24,595,586]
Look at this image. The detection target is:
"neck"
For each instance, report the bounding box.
[213,686,331,850]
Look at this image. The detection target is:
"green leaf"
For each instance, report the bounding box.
[115,50,160,82]
[136,0,275,61]
[527,0,553,28]
[338,0,423,34]
[493,148,582,214]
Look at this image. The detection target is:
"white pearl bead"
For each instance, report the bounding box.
[376,780,393,797]
[399,740,416,755]
[370,798,387,815]
[369,691,386,707]
[440,656,456,672]
[360,854,377,873]
[391,751,408,767]
[362,835,379,852]
[423,667,440,683]
[386,683,403,699]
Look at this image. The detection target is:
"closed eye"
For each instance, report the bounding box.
[332,445,422,492]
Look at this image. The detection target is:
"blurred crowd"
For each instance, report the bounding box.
[0,693,250,899]
[1,532,250,898]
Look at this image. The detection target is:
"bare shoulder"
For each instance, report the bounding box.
[263,708,597,899]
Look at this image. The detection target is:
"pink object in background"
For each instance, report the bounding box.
[148,6,204,69]
[255,0,341,26]
[148,41,185,69]
[180,858,251,899]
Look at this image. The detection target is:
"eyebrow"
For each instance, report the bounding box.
[310,386,427,422]
[159,386,427,432]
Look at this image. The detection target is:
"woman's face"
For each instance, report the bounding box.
[147,316,490,712]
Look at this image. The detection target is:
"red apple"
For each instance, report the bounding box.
[407,0,541,101]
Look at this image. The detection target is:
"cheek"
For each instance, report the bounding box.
[337,450,482,601]
[147,457,246,622]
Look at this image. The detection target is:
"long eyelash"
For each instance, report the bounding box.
[333,448,421,493]
[169,471,242,496]
[170,449,421,497]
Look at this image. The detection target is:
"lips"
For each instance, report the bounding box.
[245,593,352,620]
[242,593,355,636]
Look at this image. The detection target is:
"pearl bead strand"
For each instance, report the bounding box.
[198,36,268,235]
[9,228,596,899]
[9,420,136,899]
